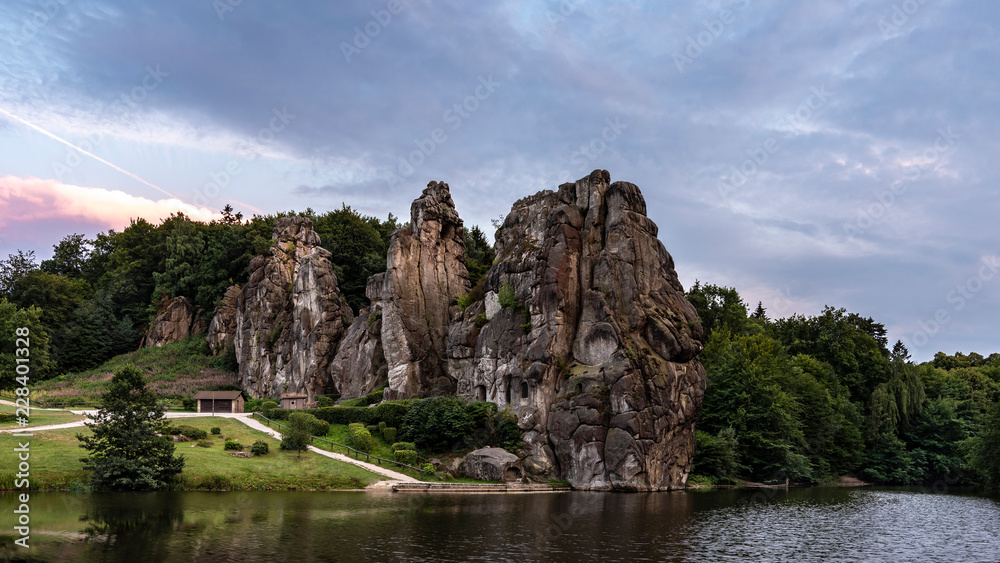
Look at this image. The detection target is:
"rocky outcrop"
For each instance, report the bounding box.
[330,181,470,400]
[143,296,205,347]
[450,170,706,491]
[461,447,522,482]
[234,217,354,401]
[206,284,241,354]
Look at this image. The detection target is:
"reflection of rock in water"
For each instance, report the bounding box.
[79,493,184,561]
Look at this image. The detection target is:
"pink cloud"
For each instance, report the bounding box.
[0,175,221,233]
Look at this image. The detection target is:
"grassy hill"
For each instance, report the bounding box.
[31,335,239,408]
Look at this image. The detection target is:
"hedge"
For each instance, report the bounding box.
[393,449,418,465]
[266,400,411,427]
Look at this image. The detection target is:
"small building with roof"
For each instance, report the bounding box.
[194,390,245,413]
[280,393,309,410]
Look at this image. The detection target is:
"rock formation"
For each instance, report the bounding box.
[229,171,705,491]
[206,284,241,354]
[143,296,205,347]
[449,170,706,491]
[330,181,470,400]
[461,447,522,482]
[234,217,354,401]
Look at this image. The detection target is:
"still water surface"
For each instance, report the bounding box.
[2,487,999,562]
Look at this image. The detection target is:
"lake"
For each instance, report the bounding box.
[2,487,999,562]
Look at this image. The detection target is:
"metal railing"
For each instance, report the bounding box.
[251,412,429,475]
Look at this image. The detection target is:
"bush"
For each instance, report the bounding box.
[393,449,418,465]
[166,425,208,440]
[392,442,417,452]
[0,412,15,423]
[196,441,213,448]
[498,281,519,309]
[224,440,242,451]
[302,400,412,427]
[316,396,334,408]
[400,396,475,452]
[310,418,330,437]
[378,421,387,433]
[421,463,435,474]
[346,422,376,453]
[181,397,197,411]
[692,428,743,481]
[267,407,290,421]
[382,427,397,443]
[250,440,269,456]
[210,427,221,435]
[366,424,379,435]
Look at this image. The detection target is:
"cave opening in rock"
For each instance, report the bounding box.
[520,381,529,402]
[475,385,486,402]
[505,383,511,404]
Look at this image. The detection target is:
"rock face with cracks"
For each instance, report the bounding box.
[144,296,205,347]
[450,170,706,491]
[220,171,705,490]
[206,284,241,354]
[234,217,353,401]
[330,181,470,400]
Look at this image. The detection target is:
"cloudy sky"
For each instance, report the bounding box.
[1,0,997,361]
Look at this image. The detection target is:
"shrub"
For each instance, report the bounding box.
[692,428,742,481]
[392,442,417,452]
[382,427,397,443]
[393,449,418,466]
[400,396,475,452]
[0,412,15,423]
[181,397,197,411]
[267,408,290,421]
[167,425,208,440]
[196,441,213,448]
[260,400,279,412]
[366,424,379,435]
[224,440,242,451]
[421,463,436,474]
[210,427,221,435]
[250,440,269,456]
[346,423,376,453]
[474,313,488,328]
[316,396,334,408]
[498,281,519,309]
[310,418,330,437]
[379,421,387,433]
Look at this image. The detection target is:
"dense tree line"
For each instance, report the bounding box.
[0,205,411,380]
[688,282,1000,488]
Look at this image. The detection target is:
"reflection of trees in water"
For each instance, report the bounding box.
[79,493,184,562]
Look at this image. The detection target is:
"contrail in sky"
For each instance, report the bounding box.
[0,106,177,199]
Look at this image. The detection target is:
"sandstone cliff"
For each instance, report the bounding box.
[143,296,205,347]
[206,284,241,354]
[234,217,353,400]
[449,170,705,491]
[329,181,470,400]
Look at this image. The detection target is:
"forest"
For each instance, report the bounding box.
[0,209,996,489]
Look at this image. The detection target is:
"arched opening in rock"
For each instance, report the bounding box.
[475,385,486,402]
[576,383,583,394]
[505,383,512,404]
[503,466,522,482]
[520,381,529,402]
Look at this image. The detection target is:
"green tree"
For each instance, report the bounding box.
[281,412,313,456]
[0,298,54,387]
[153,213,206,303]
[0,250,38,297]
[313,206,392,313]
[685,282,749,336]
[77,365,184,490]
[40,233,91,279]
[464,225,494,287]
[970,401,1000,488]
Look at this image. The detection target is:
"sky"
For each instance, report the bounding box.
[0,0,997,362]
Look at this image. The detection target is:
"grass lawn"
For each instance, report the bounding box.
[0,416,384,491]
[0,402,87,429]
[255,419,495,484]
[30,335,238,408]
